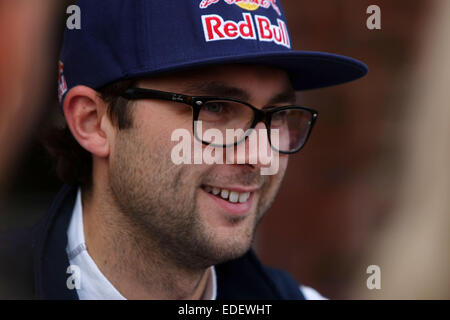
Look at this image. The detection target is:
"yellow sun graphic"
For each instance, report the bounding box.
[236,3,260,11]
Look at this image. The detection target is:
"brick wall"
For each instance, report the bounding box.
[256,0,433,298]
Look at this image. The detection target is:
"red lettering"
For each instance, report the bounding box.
[279,19,285,45]
[273,26,282,43]
[256,16,272,40]
[203,15,224,40]
[202,13,290,48]
[279,19,290,47]
[224,22,238,38]
[238,13,255,38]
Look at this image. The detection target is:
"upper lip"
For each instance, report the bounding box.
[201,184,260,193]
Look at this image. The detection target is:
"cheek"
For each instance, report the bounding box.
[132,106,213,183]
[134,106,193,158]
[267,155,288,190]
[278,155,288,174]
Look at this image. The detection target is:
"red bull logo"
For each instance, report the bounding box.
[58,61,68,103]
[200,0,282,16]
[201,12,290,48]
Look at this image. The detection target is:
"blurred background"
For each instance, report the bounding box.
[0,0,449,299]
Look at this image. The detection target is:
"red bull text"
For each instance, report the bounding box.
[201,13,291,48]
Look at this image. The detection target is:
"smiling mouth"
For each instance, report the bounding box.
[201,185,251,204]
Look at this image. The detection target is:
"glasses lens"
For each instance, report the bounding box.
[196,100,254,146]
[270,108,314,152]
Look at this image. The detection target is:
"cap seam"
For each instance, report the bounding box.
[124,52,368,76]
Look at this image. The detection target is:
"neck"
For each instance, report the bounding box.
[81,183,210,300]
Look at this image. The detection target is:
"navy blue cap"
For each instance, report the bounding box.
[58,0,368,104]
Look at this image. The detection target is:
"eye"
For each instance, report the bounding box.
[272,110,288,122]
[202,102,225,114]
[198,100,249,123]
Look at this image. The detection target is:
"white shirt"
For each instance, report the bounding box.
[66,189,324,300]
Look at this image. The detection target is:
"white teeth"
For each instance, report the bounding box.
[238,192,250,203]
[220,189,229,199]
[229,191,239,203]
[203,185,251,204]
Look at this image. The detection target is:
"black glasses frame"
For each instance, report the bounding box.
[121,87,319,154]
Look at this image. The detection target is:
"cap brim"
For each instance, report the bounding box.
[130,51,368,91]
[238,51,368,90]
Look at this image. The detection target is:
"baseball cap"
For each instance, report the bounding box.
[58,0,368,104]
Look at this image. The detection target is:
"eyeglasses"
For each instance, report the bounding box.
[121,87,318,154]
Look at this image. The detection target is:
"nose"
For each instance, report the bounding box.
[225,122,279,173]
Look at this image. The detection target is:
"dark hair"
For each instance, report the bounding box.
[43,79,136,188]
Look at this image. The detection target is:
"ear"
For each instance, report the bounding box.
[63,85,114,158]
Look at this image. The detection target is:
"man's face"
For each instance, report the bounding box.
[108,64,292,269]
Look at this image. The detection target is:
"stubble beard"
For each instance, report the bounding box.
[108,129,280,271]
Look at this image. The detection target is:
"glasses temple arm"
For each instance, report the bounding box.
[121,88,192,104]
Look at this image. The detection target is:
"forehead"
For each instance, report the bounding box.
[139,64,292,97]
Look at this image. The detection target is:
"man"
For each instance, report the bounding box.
[0,0,367,299]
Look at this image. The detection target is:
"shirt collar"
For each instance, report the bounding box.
[66,188,217,300]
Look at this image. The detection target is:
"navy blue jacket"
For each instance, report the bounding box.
[0,185,305,300]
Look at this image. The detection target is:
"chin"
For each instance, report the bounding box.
[201,242,252,267]
[195,222,256,266]
[192,191,261,266]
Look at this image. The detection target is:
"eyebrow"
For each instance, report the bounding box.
[184,81,251,101]
[267,87,296,106]
[184,81,296,106]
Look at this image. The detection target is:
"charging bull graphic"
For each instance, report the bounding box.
[200,0,282,16]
